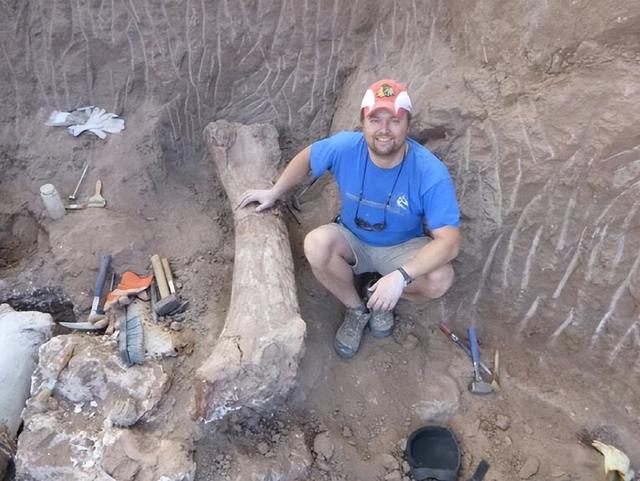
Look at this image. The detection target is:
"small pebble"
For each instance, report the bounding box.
[403,334,419,350]
[342,426,352,438]
[380,453,397,471]
[384,470,402,481]
[313,432,334,460]
[256,442,269,455]
[496,414,511,430]
[519,456,540,479]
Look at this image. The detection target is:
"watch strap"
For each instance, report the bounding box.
[396,267,412,286]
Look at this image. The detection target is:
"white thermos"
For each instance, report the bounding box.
[39,184,66,220]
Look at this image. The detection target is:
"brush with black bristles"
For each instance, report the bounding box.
[119,306,145,366]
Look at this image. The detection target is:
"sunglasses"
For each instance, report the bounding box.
[353,148,407,232]
[354,195,390,232]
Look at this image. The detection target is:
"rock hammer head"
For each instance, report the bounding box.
[153,294,180,316]
[468,378,494,395]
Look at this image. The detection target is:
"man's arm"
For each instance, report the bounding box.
[366,226,460,311]
[238,146,312,211]
[400,226,460,280]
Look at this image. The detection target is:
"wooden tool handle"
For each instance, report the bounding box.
[151,254,170,298]
[161,257,176,294]
[95,179,102,195]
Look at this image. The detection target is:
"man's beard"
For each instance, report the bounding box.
[368,136,405,158]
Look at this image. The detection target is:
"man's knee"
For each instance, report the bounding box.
[411,264,455,300]
[304,226,334,268]
[304,225,354,269]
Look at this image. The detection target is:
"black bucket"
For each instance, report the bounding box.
[406,426,460,481]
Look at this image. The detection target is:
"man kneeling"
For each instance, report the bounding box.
[239,79,461,358]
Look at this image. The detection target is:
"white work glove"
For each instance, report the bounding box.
[68,107,125,139]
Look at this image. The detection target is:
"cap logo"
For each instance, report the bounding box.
[376,84,395,98]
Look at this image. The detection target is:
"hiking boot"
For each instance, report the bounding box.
[334,306,371,359]
[369,309,395,338]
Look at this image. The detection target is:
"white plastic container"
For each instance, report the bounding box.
[39,184,66,220]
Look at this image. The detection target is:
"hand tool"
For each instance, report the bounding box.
[468,327,493,395]
[69,163,89,200]
[149,280,159,323]
[57,321,107,330]
[119,304,144,367]
[466,460,490,481]
[150,254,180,315]
[490,350,500,390]
[87,179,107,208]
[439,323,492,378]
[88,255,111,322]
[161,257,176,294]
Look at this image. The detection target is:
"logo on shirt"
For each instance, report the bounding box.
[396,194,408,210]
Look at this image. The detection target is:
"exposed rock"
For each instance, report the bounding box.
[385,470,403,481]
[313,432,334,461]
[519,456,540,479]
[16,334,180,480]
[410,372,460,421]
[380,453,398,471]
[496,414,511,430]
[101,427,195,481]
[403,334,419,350]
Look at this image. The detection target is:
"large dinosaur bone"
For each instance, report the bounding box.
[195,120,306,422]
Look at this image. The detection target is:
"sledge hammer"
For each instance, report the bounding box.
[150,254,180,315]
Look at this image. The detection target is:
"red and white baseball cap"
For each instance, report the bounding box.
[360,79,412,117]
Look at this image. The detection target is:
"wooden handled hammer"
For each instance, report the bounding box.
[150,254,180,315]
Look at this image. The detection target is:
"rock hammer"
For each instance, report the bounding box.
[150,254,180,315]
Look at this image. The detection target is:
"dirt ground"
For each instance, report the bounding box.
[0,120,637,480]
[1,0,639,479]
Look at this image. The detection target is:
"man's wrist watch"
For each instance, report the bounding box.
[396,267,413,287]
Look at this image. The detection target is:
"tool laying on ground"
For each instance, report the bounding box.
[89,255,111,321]
[69,163,89,200]
[149,280,159,323]
[491,350,500,390]
[87,179,106,208]
[119,304,145,367]
[103,271,153,311]
[466,460,490,481]
[161,258,176,294]
[439,323,493,378]
[150,254,181,315]
[58,255,111,331]
[468,327,493,395]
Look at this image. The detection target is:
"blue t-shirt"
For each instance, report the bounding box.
[310,131,460,247]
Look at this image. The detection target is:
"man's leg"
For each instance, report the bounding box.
[303,224,362,309]
[304,225,371,358]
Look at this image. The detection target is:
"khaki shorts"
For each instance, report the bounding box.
[329,223,430,276]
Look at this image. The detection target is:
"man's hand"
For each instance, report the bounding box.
[237,189,280,212]
[366,270,405,311]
